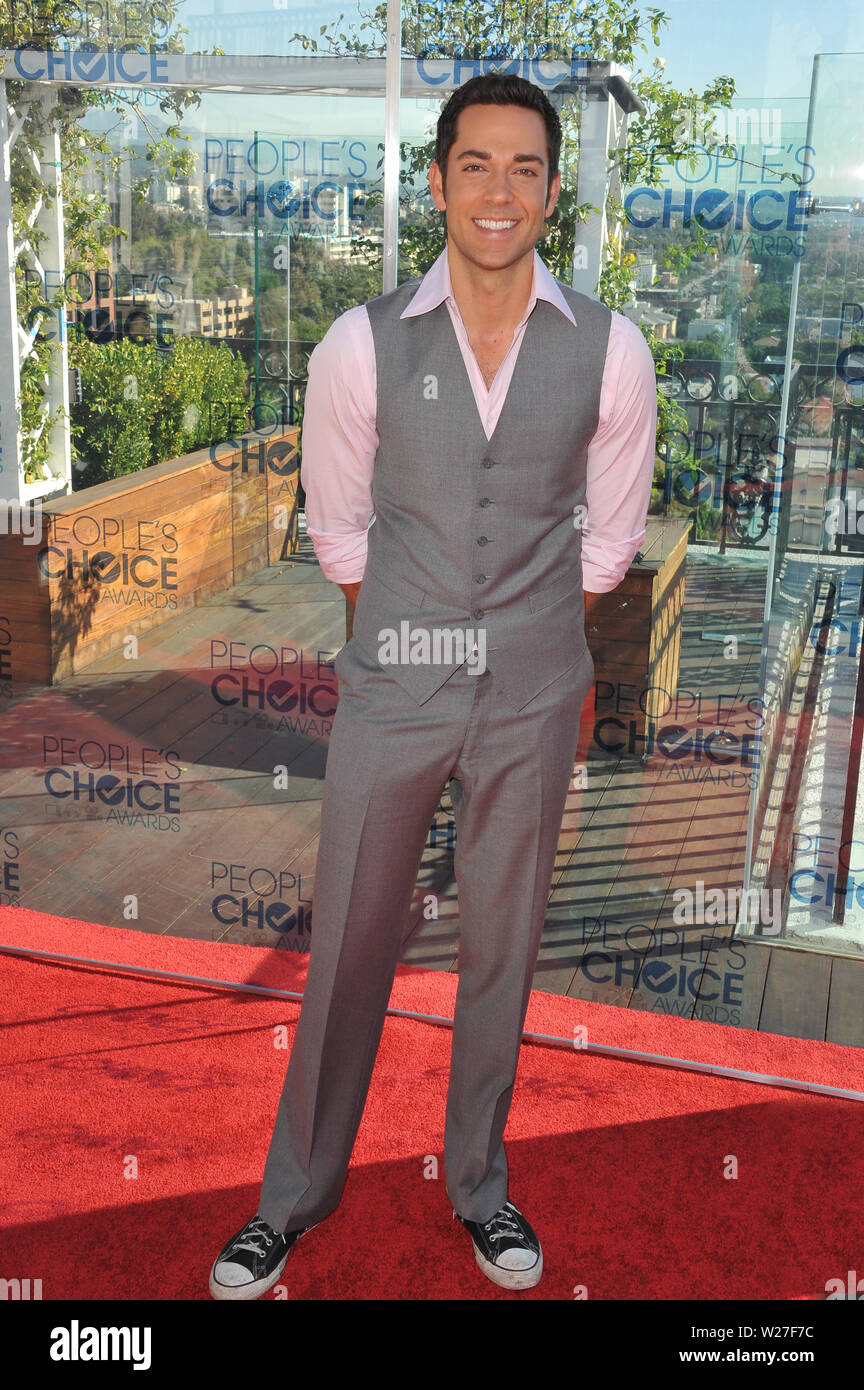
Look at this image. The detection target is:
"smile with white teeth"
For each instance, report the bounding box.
[473,218,518,229]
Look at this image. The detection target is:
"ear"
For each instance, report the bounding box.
[429,160,447,212]
[544,168,562,219]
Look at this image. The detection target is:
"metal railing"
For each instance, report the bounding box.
[654,356,864,555]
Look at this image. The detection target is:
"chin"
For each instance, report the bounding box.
[461,233,533,260]
[474,245,532,269]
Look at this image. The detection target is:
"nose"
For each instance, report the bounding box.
[484,166,515,205]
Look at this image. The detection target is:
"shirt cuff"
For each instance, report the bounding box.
[581,529,646,593]
[305,524,369,585]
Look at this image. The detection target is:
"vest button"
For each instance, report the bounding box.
[476,536,489,545]
[479,497,491,507]
[473,608,485,619]
[475,574,487,584]
[481,459,495,469]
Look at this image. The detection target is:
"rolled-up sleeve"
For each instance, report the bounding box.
[581,312,658,593]
[301,305,378,585]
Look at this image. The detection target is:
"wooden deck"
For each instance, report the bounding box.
[1,533,861,1047]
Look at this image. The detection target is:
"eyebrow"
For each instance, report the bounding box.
[454,149,546,165]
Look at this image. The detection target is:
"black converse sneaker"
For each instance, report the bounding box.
[209,1214,316,1301]
[454,1198,543,1291]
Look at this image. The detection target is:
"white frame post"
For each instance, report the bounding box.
[382,0,402,292]
[0,79,70,504]
[34,87,70,494]
[0,79,23,502]
[572,68,634,298]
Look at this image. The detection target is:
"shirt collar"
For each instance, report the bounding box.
[399,244,576,328]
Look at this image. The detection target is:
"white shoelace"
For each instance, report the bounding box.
[231,1217,278,1258]
[484,1203,525,1243]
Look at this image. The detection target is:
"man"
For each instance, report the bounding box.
[210,71,657,1299]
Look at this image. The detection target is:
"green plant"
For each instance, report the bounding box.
[695,501,723,539]
[68,335,249,486]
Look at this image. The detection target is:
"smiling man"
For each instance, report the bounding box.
[210,72,657,1301]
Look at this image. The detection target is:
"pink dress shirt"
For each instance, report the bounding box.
[301,246,658,593]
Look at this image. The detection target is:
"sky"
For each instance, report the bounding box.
[641,0,862,101]
[169,0,864,101]
[56,0,864,193]
[159,0,864,143]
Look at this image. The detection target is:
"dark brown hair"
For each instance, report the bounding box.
[435,73,562,196]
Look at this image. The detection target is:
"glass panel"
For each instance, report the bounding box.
[621,95,810,557]
[0,33,384,950]
[3,1,863,1008]
[65,82,383,486]
[742,52,864,956]
[63,67,377,956]
[159,1,376,59]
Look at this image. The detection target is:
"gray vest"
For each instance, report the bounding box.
[351,274,612,711]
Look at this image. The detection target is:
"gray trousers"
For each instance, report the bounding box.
[257,635,593,1231]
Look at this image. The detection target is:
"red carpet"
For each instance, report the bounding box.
[1,904,863,1300]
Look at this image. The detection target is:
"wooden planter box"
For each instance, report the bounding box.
[0,428,299,686]
[586,516,691,751]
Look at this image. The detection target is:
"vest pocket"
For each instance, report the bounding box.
[528,570,583,613]
[352,564,426,664]
[364,561,426,608]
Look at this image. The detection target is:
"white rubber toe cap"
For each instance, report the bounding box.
[212,1260,255,1288]
[496,1248,540,1271]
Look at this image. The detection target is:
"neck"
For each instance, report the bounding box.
[446,240,536,337]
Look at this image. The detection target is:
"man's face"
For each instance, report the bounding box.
[429,102,561,273]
